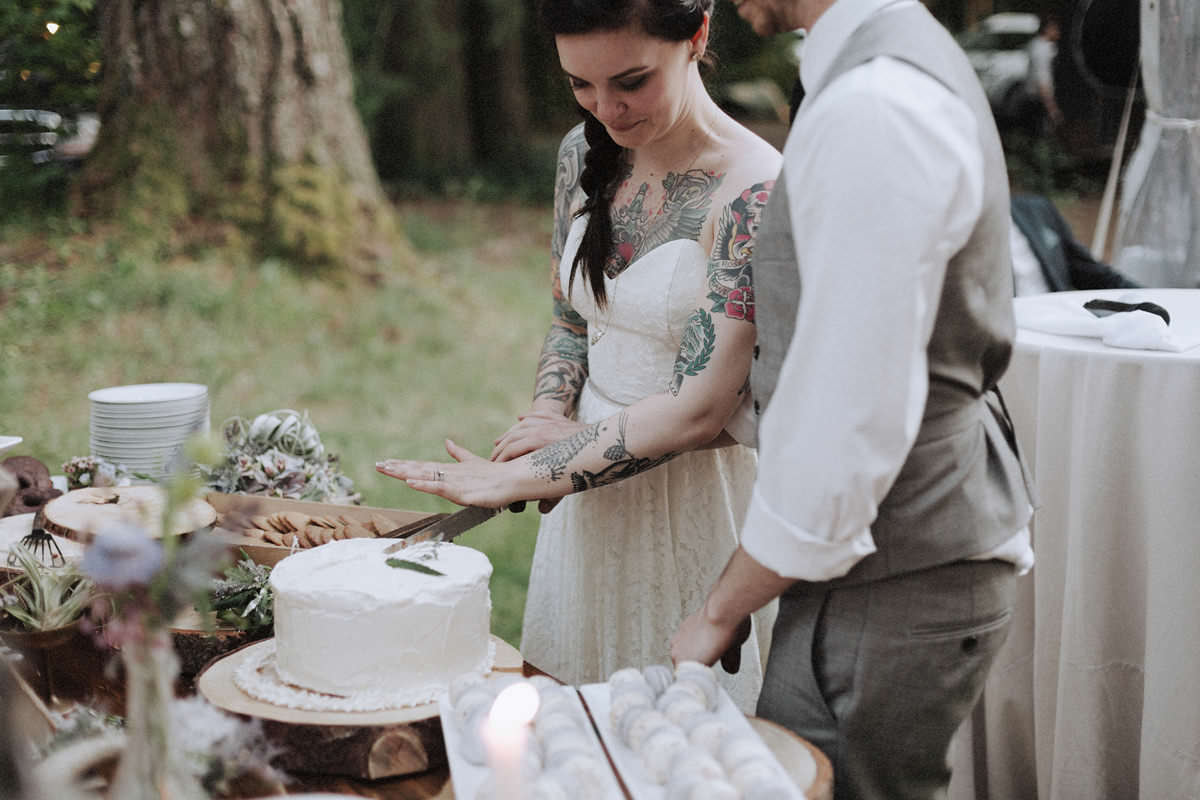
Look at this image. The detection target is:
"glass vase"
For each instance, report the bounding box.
[108,628,205,800]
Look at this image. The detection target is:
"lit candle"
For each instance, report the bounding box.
[482,681,541,799]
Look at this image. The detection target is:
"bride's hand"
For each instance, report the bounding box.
[377,439,525,508]
[491,410,588,462]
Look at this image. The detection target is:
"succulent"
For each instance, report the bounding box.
[198,409,360,504]
[1,544,93,632]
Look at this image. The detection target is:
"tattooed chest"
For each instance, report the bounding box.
[605,168,724,278]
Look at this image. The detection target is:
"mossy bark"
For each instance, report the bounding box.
[71,0,409,273]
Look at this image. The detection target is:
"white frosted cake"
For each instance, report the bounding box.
[269,538,494,702]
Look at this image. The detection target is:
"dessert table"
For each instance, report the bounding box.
[7,640,832,799]
[948,289,1200,799]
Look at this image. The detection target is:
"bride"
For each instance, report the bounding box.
[378,0,782,711]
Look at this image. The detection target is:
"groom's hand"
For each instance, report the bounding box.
[719,616,753,674]
[671,610,751,671]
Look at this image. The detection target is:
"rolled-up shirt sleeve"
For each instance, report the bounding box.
[740,58,984,581]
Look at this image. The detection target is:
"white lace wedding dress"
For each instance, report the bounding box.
[521,217,776,712]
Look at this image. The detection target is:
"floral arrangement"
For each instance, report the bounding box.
[208,554,274,634]
[76,436,236,800]
[11,436,289,799]
[61,456,133,491]
[168,697,287,797]
[198,409,361,504]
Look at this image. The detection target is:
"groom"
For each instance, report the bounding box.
[671,0,1034,797]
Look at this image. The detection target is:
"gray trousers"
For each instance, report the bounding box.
[757,559,1017,800]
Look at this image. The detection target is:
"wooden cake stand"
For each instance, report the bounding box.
[197,635,524,780]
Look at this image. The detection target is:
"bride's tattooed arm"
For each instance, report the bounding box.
[533,126,590,415]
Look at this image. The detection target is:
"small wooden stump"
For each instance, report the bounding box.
[263,714,448,779]
[196,635,524,780]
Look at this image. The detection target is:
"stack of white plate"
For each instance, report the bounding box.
[89,383,210,478]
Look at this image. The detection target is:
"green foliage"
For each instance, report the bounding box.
[386,558,446,577]
[0,150,76,221]
[0,1,101,112]
[707,4,802,98]
[1002,128,1109,201]
[0,3,100,218]
[1,0,799,216]
[0,199,550,645]
[208,555,274,634]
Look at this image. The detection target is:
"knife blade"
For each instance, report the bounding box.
[382,505,501,553]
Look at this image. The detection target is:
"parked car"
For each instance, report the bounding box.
[0,108,98,167]
[958,12,1040,122]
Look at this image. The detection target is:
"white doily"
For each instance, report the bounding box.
[233,639,497,713]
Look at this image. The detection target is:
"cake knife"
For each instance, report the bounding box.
[381,505,502,552]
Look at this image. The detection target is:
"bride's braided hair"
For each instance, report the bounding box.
[539,0,713,309]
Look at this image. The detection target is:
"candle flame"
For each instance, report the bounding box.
[488,681,540,727]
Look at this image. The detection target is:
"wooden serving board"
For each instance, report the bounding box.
[206,492,442,567]
[196,636,523,780]
[42,486,217,543]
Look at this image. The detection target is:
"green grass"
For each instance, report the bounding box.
[0,200,555,648]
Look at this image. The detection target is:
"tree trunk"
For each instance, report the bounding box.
[463,0,530,164]
[72,0,408,272]
[369,0,473,186]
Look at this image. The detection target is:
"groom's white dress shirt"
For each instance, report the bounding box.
[738,0,1034,581]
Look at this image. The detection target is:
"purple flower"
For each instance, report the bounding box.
[81,525,165,592]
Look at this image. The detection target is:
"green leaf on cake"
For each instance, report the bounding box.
[385,558,445,576]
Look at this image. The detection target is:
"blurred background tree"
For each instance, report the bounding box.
[0,0,100,212]
[65,0,407,273]
[1,0,800,256]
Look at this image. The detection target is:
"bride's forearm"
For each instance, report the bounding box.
[532,324,588,417]
[516,392,726,498]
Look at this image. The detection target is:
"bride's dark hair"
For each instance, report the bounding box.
[539,0,713,308]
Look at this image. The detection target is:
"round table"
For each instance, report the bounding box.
[949,289,1200,799]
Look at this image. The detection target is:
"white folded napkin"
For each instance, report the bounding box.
[1015,295,1200,353]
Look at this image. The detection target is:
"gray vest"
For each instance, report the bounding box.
[750,2,1032,585]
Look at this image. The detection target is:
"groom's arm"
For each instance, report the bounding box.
[671,546,793,666]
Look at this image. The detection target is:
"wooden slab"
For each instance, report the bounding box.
[749,716,834,800]
[196,636,523,779]
[169,606,261,681]
[42,486,216,543]
[205,492,441,568]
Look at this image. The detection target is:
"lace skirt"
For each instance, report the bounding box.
[520,382,775,712]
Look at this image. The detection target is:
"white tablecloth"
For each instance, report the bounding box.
[949,289,1200,799]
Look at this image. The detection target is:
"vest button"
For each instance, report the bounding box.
[753,345,760,360]
[753,400,761,415]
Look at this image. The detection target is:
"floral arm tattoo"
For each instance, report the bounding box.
[571,412,676,491]
[534,126,590,412]
[528,412,677,491]
[534,282,589,412]
[671,180,774,396]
